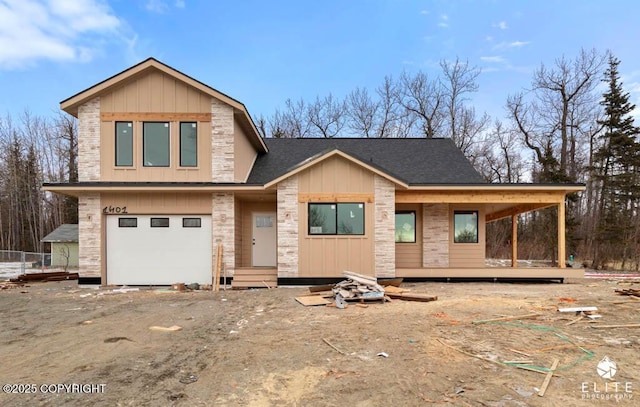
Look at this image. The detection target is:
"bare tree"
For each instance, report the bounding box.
[307,94,347,138]
[397,70,445,138]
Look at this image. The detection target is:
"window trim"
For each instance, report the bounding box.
[308,202,365,236]
[395,211,417,243]
[453,210,479,244]
[179,122,198,167]
[115,121,133,167]
[143,122,170,167]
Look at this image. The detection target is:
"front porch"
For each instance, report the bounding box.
[396,267,584,280]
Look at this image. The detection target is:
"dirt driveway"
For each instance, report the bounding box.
[0,277,638,406]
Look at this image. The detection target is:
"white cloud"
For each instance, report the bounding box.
[492,21,508,30]
[438,14,449,28]
[480,56,507,63]
[175,0,185,8]
[145,0,169,13]
[485,35,493,42]
[492,40,531,50]
[420,9,428,15]
[0,0,125,69]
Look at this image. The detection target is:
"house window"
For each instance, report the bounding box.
[180,122,197,167]
[118,218,137,228]
[143,122,170,167]
[395,211,416,243]
[115,122,133,166]
[454,211,478,243]
[182,217,201,228]
[308,203,364,235]
[150,217,170,227]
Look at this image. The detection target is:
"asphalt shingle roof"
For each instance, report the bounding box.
[246,138,486,185]
[41,224,78,243]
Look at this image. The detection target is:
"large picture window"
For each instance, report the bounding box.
[308,203,364,235]
[143,122,170,167]
[454,211,478,243]
[115,122,133,166]
[180,122,197,167]
[395,211,416,243]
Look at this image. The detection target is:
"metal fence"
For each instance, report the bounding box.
[0,250,52,280]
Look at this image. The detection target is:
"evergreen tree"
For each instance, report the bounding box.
[592,55,640,268]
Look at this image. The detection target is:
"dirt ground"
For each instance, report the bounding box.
[1,277,639,406]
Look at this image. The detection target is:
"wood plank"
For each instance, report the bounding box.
[382,285,405,294]
[511,214,518,267]
[385,292,437,302]
[472,313,540,324]
[231,281,277,288]
[231,275,277,282]
[486,203,554,222]
[558,202,566,269]
[100,112,211,122]
[379,278,403,287]
[295,296,332,306]
[309,284,335,293]
[538,358,559,397]
[396,191,566,204]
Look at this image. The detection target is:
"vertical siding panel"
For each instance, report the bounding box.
[137,75,150,112]
[163,75,176,113]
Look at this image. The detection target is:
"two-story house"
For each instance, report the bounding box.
[44,58,585,287]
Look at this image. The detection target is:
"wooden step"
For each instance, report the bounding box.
[231,268,278,289]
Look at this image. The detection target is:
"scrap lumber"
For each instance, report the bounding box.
[557,306,598,313]
[309,284,335,293]
[538,358,559,397]
[322,338,348,355]
[295,295,332,306]
[472,313,540,324]
[378,278,403,287]
[615,288,640,297]
[10,271,79,282]
[590,324,640,329]
[382,285,405,294]
[435,338,503,367]
[515,365,562,377]
[149,325,183,332]
[385,292,437,302]
[343,271,385,292]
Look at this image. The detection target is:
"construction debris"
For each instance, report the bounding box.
[557,306,598,313]
[472,313,540,324]
[10,271,79,283]
[384,292,437,302]
[537,358,559,397]
[615,288,640,297]
[149,325,183,332]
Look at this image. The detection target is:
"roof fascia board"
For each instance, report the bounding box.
[263,149,409,189]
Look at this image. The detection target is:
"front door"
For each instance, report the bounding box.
[252,212,277,267]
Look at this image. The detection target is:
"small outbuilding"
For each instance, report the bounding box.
[41,224,79,268]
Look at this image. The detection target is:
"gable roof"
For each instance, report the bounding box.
[60,57,267,153]
[41,224,78,243]
[246,138,486,186]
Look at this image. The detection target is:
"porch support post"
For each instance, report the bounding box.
[511,214,518,268]
[558,201,566,268]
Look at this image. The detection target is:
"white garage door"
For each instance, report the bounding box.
[106,215,212,285]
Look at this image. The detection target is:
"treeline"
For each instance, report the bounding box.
[257,49,640,270]
[1,48,638,269]
[0,112,77,253]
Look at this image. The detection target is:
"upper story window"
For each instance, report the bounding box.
[308,203,364,235]
[453,211,478,243]
[143,122,170,167]
[115,122,133,166]
[180,122,197,167]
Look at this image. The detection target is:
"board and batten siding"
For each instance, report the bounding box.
[99,69,214,182]
[395,203,423,268]
[297,156,375,277]
[448,204,486,267]
[101,192,213,214]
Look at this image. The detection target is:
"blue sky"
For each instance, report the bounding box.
[1,0,640,125]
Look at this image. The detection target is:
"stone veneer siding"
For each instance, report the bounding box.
[78,97,101,182]
[211,99,235,182]
[423,204,449,267]
[374,176,396,278]
[212,193,235,276]
[277,176,299,278]
[78,193,102,279]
